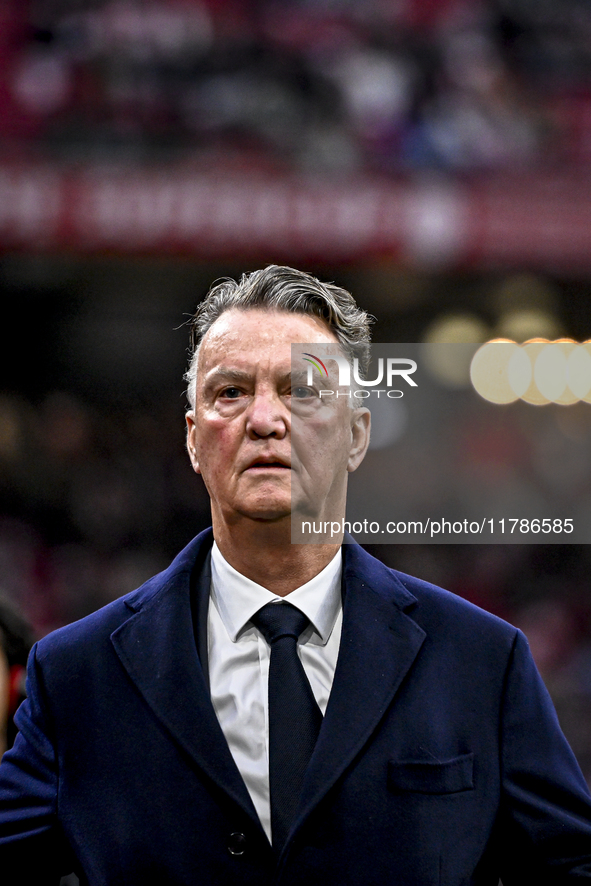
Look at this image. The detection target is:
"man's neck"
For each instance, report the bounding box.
[212,518,340,597]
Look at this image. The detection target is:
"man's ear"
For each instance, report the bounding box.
[347,407,371,473]
[185,411,201,474]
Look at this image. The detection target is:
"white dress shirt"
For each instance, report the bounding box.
[208,542,343,842]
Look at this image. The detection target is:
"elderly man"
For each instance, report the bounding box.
[1,265,591,885]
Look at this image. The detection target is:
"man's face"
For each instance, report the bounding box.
[185,308,369,532]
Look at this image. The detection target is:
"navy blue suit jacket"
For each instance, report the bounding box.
[1,528,591,885]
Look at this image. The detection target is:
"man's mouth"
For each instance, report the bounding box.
[245,459,291,471]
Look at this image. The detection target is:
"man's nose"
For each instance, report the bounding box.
[245,391,288,438]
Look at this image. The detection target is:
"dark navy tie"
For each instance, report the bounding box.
[251,602,323,851]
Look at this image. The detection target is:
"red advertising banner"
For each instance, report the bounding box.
[0,164,589,271]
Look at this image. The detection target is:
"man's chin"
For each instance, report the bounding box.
[237,496,293,524]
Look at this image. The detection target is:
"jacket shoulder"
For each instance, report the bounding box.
[34,528,212,663]
[347,542,518,648]
[391,565,520,654]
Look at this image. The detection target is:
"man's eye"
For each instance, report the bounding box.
[292,386,314,399]
[220,387,242,399]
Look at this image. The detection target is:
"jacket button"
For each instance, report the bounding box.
[227,832,247,856]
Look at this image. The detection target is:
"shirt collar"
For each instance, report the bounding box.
[210,541,342,645]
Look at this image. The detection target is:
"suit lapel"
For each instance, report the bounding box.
[294,544,426,841]
[192,550,212,692]
[110,531,264,833]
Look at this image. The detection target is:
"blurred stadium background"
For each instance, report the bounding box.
[1,0,591,781]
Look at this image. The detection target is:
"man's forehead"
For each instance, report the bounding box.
[197,307,339,368]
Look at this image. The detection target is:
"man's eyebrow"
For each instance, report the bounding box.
[202,368,310,390]
[203,368,253,386]
[290,369,311,384]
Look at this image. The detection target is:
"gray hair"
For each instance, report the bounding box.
[185,265,373,407]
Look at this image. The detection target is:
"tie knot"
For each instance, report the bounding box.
[251,602,310,645]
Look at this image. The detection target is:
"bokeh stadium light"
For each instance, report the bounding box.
[470,341,591,405]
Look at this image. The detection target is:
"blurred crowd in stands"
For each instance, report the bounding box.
[0,0,589,174]
[0,390,208,634]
